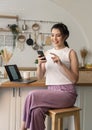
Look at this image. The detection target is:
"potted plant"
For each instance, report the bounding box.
[80,48,88,68]
[34,59,38,67]
[8,24,20,49]
[35,59,38,64]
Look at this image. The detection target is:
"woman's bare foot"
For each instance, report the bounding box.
[20,121,27,130]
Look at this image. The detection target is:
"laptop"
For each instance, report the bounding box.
[4,64,37,83]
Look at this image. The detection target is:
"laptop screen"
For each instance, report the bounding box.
[8,66,19,80]
[5,64,22,81]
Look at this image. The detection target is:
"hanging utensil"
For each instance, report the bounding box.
[32,23,40,31]
[26,34,33,46]
[17,33,26,51]
[32,23,40,50]
[17,33,26,43]
[37,33,44,50]
[32,32,39,50]
[22,20,28,31]
[40,33,45,46]
[45,35,51,45]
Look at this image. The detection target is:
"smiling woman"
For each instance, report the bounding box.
[20,22,79,130]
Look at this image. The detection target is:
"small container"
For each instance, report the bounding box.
[22,71,30,79]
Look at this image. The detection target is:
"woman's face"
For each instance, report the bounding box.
[51,28,65,48]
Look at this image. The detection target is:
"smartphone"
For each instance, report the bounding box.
[37,50,46,60]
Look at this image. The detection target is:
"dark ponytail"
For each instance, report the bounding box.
[51,23,69,48]
[64,41,69,48]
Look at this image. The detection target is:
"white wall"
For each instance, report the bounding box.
[0,0,92,67]
[51,0,92,62]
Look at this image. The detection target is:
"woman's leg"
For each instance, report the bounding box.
[21,88,76,130]
[30,107,48,130]
[20,121,27,130]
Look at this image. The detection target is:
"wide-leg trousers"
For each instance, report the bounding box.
[22,84,77,130]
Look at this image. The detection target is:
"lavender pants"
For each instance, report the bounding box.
[22,84,77,130]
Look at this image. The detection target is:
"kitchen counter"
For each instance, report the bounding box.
[0,77,92,88]
[0,67,92,87]
[0,77,46,88]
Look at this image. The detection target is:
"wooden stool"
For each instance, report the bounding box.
[47,106,81,130]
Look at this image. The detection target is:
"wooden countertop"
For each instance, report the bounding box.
[0,77,46,88]
[0,67,92,88]
[18,67,92,72]
[0,77,92,88]
[79,67,92,71]
[18,67,92,71]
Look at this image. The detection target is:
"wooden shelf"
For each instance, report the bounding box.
[0,15,19,21]
[0,14,19,32]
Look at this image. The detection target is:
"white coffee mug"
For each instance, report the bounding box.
[23,71,30,79]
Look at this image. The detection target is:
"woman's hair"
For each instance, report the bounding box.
[51,23,69,47]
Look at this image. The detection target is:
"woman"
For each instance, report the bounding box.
[21,23,79,130]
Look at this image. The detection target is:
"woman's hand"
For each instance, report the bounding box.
[38,55,47,66]
[37,55,46,80]
[50,52,62,65]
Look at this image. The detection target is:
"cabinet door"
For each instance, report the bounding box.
[9,88,17,130]
[15,88,21,130]
[16,87,47,130]
[0,88,12,130]
[65,87,83,130]
[17,87,41,130]
[16,87,34,130]
[81,86,92,130]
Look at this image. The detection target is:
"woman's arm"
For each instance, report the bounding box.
[61,50,79,83]
[50,50,79,84]
[36,56,46,80]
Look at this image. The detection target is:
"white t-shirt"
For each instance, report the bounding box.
[45,47,73,85]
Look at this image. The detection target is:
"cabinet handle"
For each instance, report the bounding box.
[13,88,15,97]
[19,88,21,97]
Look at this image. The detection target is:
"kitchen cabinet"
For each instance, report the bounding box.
[18,86,48,130]
[79,86,92,130]
[0,87,27,130]
[1,86,92,130]
[0,86,29,130]
[0,87,12,130]
[0,87,20,130]
[0,86,47,130]
[16,87,36,130]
